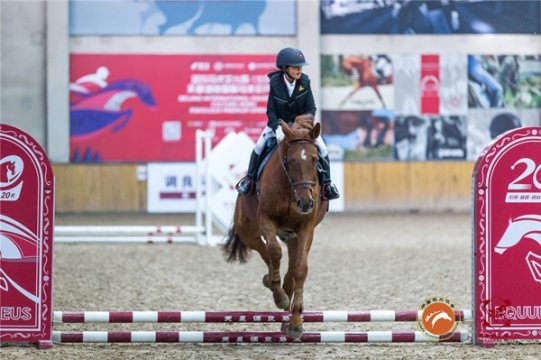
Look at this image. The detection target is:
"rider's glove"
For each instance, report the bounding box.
[275,125,285,142]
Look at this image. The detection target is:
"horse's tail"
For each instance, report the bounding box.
[221,225,249,263]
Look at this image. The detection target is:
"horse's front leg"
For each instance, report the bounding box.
[259,216,289,310]
[287,228,314,339]
[282,235,298,309]
[280,236,298,333]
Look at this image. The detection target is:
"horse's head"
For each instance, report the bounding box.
[279,117,321,215]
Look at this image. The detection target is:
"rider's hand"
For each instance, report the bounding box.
[275,125,285,142]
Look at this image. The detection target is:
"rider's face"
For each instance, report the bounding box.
[286,66,302,81]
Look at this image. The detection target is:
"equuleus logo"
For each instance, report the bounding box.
[0,155,24,201]
[495,214,541,285]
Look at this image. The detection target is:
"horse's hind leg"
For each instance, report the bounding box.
[237,224,288,308]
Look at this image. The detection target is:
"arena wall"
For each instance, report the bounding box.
[2,1,538,213]
[53,161,474,213]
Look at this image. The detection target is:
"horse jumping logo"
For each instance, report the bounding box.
[0,155,24,201]
[494,214,541,285]
[70,66,157,162]
[0,215,40,304]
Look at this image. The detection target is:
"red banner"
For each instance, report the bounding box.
[420,55,440,115]
[70,54,274,162]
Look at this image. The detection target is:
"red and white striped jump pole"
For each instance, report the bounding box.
[54,310,472,323]
[52,330,471,344]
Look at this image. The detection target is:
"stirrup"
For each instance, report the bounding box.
[236,176,254,195]
[322,182,340,200]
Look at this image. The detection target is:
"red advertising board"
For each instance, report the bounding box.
[0,124,54,348]
[420,54,440,115]
[473,127,541,345]
[70,54,274,162]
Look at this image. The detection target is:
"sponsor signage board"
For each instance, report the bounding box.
[473,127,541,345]
[0,124,54,348]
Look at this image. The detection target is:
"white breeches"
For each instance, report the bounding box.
[253,125,328,157]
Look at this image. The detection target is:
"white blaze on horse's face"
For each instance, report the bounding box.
[300,149,307,161]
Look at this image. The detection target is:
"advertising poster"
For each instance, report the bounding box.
[70,54,274,162]
[393,54,420,115]
[70,0,296,35]
[394,115,467,161]
[394,115,429,161]
[322,110,394,161]
[468,55,541,109]
[467,109,541,161]
[440,55,468,115]
[321,0,540,35]
[321,54,393,111]
[420,54,440,115]
[321,54,394,161]
[393,54,467,116]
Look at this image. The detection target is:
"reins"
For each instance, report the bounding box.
[277,138,317,200]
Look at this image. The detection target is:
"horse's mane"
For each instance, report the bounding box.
[289,114,316,139]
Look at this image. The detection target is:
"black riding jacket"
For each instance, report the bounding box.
[266,71,317,131]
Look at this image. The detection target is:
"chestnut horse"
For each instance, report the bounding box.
[222,115,328,339]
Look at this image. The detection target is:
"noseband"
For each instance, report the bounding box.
[278,138,317,199]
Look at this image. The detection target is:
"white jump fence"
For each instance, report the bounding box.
[54,130,217,246]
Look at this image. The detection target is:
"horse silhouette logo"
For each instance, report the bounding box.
[418,298,458,339]
[0,155,24,201]
[70,68,157,162]
[494,214,541,284]
[0,215,40,304]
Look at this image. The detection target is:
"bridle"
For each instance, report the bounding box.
[278,138,318,201]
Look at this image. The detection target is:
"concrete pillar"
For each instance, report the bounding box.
[297,0,321,124]
[46,0,69,162]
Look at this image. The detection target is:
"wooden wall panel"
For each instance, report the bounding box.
[53,164,146,213]
[53,162,475,213]
[344,161,475,212]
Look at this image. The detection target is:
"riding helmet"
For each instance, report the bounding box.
[276,47,309,69]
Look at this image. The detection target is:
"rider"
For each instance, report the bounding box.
[236,47,340,200]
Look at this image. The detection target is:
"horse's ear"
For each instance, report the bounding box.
[311,122,321,139]
[280,120,294,139]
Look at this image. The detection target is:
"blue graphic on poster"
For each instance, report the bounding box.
[70,0,295,35]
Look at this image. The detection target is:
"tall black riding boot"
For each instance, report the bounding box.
[236,151,259,195]
[320,155,340,200]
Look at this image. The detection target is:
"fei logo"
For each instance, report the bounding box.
[0,155,24,201]
[418,297,459,339]
[494,214,541,285]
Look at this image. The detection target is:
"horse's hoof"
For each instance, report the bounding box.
[273,288,290,310]
[262,274,272,289]
[280,322,289,333]
[287,323,303,340]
